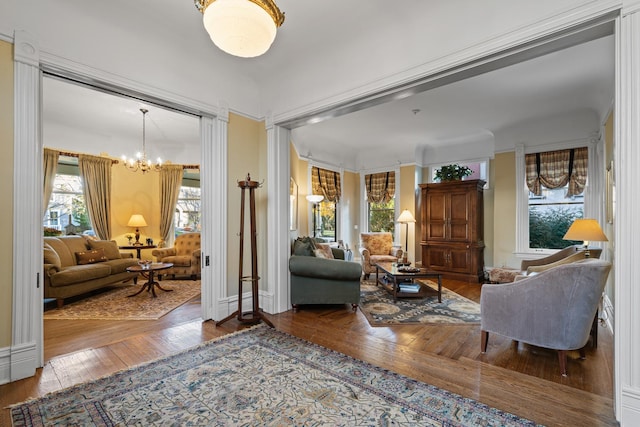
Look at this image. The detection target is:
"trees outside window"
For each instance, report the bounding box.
[529,186,583,249]
[174,186,201,236]
[317,200,336,242]
[369,199,395,234]
[44,174,91,235]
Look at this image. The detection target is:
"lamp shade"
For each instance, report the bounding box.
[127,214,148,228]
[306,194,324,204]
[202,0,283,58]
[563,219,608,242]
[397,209,416,224]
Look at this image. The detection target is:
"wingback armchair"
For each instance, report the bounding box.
[152,232,201,280]
[480,259,611,376]
[358,232,403,279]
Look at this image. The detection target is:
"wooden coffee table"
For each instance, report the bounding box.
[375,262,442,302]
[126,262,173,298]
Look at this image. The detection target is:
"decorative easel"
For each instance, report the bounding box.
[216,174,274,328]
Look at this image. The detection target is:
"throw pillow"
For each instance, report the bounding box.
[314,243,334,259]
[43,243,61,268]
[88,239,122,260]
[75,248,108,265]
[292,236,317,257]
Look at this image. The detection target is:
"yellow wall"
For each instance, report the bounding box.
[0,41,14,348]
[290,143,309,238]
[227,113,267,296]
[111,164,161,260]
[399,165,417,264]
[341,170,360,251]
[492,152,518,267]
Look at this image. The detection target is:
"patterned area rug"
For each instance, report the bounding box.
[43,280,201,320]
[11,325,537,426]
[360,280,481,326]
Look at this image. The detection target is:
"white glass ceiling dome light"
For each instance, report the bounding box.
[195,0,285,58]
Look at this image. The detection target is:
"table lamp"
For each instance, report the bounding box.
[127,214,148,246]
[563,218,608,257]
[397,209,416,265]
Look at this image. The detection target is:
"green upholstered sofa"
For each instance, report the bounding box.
[289,237,362,311]
[44,235,139,308]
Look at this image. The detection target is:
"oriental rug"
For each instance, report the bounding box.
[43,280,201,321]
[11,325,538,426]
[360,280,481,326]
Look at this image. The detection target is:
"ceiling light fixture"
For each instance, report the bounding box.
[194,0,285,58]
[122,108,162,174]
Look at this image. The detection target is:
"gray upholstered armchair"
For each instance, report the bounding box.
[480,259,611,376]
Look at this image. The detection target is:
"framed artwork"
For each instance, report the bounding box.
[290,177,298,231]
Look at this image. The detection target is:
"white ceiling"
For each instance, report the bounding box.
[39,2,615,170]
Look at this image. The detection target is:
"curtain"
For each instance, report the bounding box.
[78,154,112,240]
[311,166,341,203]
[525,147,588,196]
[43,148,59,218]
[158,165,184,247]
[365,171,395,204]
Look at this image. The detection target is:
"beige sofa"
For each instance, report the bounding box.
[44,235,139,308]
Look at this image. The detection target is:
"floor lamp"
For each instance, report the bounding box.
[397,209,416,265]
[306,194,324,238]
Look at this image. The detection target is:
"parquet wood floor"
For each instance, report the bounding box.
[0,279,616,426]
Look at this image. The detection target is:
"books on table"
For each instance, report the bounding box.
[398,283,421,293]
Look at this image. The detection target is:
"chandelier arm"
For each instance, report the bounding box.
[195,0,285,27]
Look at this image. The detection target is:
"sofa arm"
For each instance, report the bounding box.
[120,252,134,259]
[152,248,176,260]
[289,255,361,281]
[44,263,60,277]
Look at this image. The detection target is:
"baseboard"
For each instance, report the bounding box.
[602,293,614,333]
[0,346,10,385]
[215,290,275,321]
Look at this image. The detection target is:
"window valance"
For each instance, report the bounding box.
[365,171,395,204]
[311,166,341,203]
[525,147,588,197]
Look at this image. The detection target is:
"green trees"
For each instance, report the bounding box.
[369,200,395,233]
[529,207,582,249]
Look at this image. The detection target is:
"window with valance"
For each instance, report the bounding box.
[311,166,341,202]
[365,171,396,233]
[525,147,587,249]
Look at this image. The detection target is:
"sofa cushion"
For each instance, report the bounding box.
[293,236,317,257]
[75,248,108,265]
[44,237,75,267]
[49,264,112,287]
[43,243,61,269]
[88,240,122,260]
[314,243,334,259]
[103,258,140,274]
[62,235,92,259]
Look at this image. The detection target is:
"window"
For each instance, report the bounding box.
[44,173,91,235]
[174,184,201,237]
[310,166,341,242]
[365,171,396,233]
[529,186,583,249]
[523,147,588,250]
[317,200,336,241]
[368,199,395,234]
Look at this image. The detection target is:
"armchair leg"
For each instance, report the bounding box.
[579,346,587,360]
[481,330,489,353]
[363,273,370,280]
[558,350,568,377]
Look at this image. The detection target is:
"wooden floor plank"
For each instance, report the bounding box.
[0,279,617,427]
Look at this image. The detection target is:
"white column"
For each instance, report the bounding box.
[11,30,42,380]
[615,2,640,424]
[266,117,291,313]
[200,105,227,321]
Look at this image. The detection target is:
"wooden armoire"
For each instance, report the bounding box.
[419,179,485,282]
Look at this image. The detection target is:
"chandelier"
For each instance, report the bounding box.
[194,0,285,58]
[122,108,162,174]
